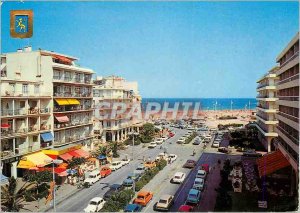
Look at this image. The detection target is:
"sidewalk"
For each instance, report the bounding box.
[196,163,221,212]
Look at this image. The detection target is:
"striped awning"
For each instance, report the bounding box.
[54,114,69,123]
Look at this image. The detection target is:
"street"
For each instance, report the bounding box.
[47,128,192,212]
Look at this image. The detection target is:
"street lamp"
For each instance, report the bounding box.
[128,131,139,193]
[45,159,63,212]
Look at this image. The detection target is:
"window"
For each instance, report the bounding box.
[19,101,25,108]
[9,83,15,93]
[34,85,40,94]
[22,84,28,94]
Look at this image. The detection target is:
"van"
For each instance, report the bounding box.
[84,170,101,185]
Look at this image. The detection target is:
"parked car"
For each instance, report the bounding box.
[243,150,262,157]
[127,172,141,182]
[103,184,123,201]
[168,154,177,163]
[110,161,122,171]
[148,142,157,148]
[154,194,174,211]
[212,141,220,148]
[84,197,105,213]
[144,161,156,169]
[218,147,231,154]
[183,160,196,169]
[200,164,209,173]
[155,138,164,144]
[171,172,186,183]
[84,170,101,186]
[177,138,185,144]
[134,165,147,175]
[161,136,168,141]
[193,140,201,145]
[193,178,204,191]
[121,158,130,166]
[133,191,153,206]
[186,189,201,204]
[178,205,193,212]
[155,152,168,161]
[169,132,175,137]
[196,169,207,179]
[123,178,134,188]
[124,204,142,212]
[100,167,112,178]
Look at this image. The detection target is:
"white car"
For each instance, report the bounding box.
[193,178,204,191]
[212,141,220,148]
[214,138,222,142]
[156,152,168,161]
[204,135,212,140]
[121,158,130,166]
[148,142,157,148]
[161,136,168,141]
[84,197,106,213]
[196,169,207,179]
[171,172,186,183]
[168,154,177,163]
[155,138,164,144]
[84,170,101,185]
[177,138,185,144]
[110,161,122,171]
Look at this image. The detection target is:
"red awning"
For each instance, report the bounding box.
[73,149,90,158]
[47,154,58,160]
[38,167,66,174]
[59,153,73,161]
[68,150,82,158]
[52,54,73,65]
[256,150,290,178]
[1,123,11,128]
[55,114,69,123]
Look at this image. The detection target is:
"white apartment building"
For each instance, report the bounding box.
[93,76,143,142]
[256,67,279,152]
[1,47,94,177]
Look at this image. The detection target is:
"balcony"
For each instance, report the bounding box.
[276,126,299,146]
[53,92,92,98]
[279,51,299,68]
[1,108,27,117]
[54,134,93,146]
[1,90,52,98]
[52,62,94,74]
[277,111,299,123]
[54,120,92,130]
[277,74,299,85]
[277,96,299,101]
[256,105,277,113]
[254,122,278,137]
[256,95,278,102]
[54,105,92,113]
[256,113,278,125]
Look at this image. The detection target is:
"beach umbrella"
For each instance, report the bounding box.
[1,123,10,128]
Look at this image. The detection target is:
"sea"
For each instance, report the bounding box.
[141,98,257,111]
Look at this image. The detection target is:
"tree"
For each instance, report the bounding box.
[1,177,35,212]
[139,123,156,143]
[67,157,87,169]
[27,171,52,200]
[111,142,120,158]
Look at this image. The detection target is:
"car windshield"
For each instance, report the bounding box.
[189,194,198,198]
[136,167,143,170]
[137,196,144,200]
[89,175,96,178]
[112,162,118,165]
[159,199,167,204]
[89,201,98,205]
[174,176,181,179]
[110,184,120,189]
[195,180,202,184]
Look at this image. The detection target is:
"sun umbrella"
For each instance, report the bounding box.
[1,124,11,128]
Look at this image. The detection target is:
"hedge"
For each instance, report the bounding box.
[100,189,135,212]
[184,132,197,144]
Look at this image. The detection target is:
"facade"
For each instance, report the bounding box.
[274,32,299,174]
[93,76,143,142]
[1,47,94,177]
[256,67,279,152]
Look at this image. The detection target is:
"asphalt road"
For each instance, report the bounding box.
[48,128,190,212]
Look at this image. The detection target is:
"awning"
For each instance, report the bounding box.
[52,55,73,65]
[55,99,70,106]
[69,150,82,158]
[67,99,80,105]
[257,150,290,178]
[39,167,66,174]
[41,132,54,142]
[1,124,11,128]
[18,152,53,169]
[55,114,69,123]
[97,155,107,160]
[58,171,68,177]
[59,153,74,161]
[73,149,90,158]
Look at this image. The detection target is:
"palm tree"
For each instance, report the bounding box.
[1,177,35,212]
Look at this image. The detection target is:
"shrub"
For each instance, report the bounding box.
[184,132,197,144]
[157,160,167,170]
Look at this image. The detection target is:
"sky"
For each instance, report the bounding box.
[1,1,299,98]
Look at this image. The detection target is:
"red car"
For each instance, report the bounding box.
[178,205,193,212]
[169,132,175,137]
[200,164,209,173]
[183,160,196,169]
[100,166,112,177]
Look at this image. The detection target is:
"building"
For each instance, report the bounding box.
[274,32,299,177]
[93,76,143,142]
[256,67,279,152]
[1,47,94,177]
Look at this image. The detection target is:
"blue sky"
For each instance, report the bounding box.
[1,1,299,98]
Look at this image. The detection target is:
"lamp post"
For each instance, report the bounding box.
[45,159,63,212]
[128,131,139,193]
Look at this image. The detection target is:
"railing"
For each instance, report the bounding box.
[277,96,299,101]
[64,76,72,81]
[54,92,92,98]
[28,125,39,132]
[277,74,299,85]
[53,75,62,80]
[40,124,52,130]
[257,83,271,89]
[54,121,92,129]
[279,51,299,68]
[1,150,15,159]
[40,107,51,113]
[256,113,277,122]
[276,126,299,145]
[256,95,276,99]
[277,111,299,123]
[2,90,52,97]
